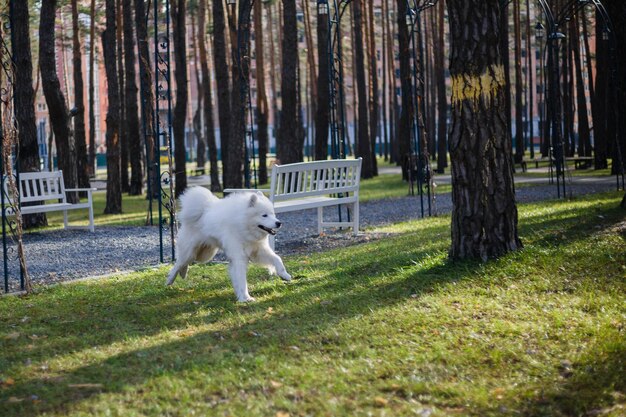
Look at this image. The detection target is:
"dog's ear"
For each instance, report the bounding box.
[249,193,258,207]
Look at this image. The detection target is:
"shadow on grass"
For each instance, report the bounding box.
[1,196,624,415]
[518,337,625,416]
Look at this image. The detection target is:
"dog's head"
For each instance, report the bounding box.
[248,192,282,237]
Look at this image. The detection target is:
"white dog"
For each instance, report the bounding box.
[166,187,291,302]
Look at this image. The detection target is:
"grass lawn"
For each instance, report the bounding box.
[1,192,624,416]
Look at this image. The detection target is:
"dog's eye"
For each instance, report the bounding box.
[262,214,268,217]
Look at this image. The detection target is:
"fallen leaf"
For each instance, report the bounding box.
[276,412,290,417]
[269,380,283,389]
[5,332,20,340]
[7,397,23,403]
[374,397,388,407]
[1,377,15,387]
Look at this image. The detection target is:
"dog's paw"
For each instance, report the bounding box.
[165,275,176,286]
[237,295,256,303]
[279,272,292,282]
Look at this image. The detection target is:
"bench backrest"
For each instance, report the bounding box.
[3,171,67,204]
[269,158,362,202]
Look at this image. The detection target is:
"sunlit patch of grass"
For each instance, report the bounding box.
[1,192,624,416]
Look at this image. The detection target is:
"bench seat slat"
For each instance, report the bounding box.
[274,195,358,213]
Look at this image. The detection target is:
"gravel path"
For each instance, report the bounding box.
[2,177,618,290]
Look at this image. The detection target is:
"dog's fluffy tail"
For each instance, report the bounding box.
[178,186,218,226]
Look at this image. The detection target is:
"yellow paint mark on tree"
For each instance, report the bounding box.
[451,65,505,107]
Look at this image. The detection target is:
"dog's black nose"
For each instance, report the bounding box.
[275,221,282,228]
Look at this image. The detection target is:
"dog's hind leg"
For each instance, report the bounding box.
[166,251,195,285]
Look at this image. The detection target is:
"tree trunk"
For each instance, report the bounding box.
[13,0,47,228]
[603,0,626,176]
[396,0,412,179]
[198,0,221,191]
[500,5,512,160]
[123,0,142,195]
[366,0,379,175]
[315,2,329,161]
[171,0,188,197]
[224,1,245,188]
[213,0,231,186]
[267,2,280,145]
[447,0,522,260]
[89,0,97,176]
[134,0,157,198]
[353,0,373,178]
[276,0,300,164]
[39,0,78,204]
[572,15,591,159]
[117,0,129,192]
[513,0,524,163]
[593,10,608,169]
[435,0,447,173]
[71,0,90,194]
[254,0,270,183]
[103,0,122,214]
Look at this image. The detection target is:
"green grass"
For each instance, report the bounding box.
[1,192,624,416]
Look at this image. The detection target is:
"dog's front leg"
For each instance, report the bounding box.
[228,258,255,302]
[254,248,291,282]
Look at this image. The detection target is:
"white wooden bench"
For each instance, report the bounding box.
[3,171,96,232]
[226,158,362,248]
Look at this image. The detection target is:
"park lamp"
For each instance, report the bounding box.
[535,22,545,40]
[602,27,610,41]
[317,0,329,15]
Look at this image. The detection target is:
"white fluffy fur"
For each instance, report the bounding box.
[166,187,291,302]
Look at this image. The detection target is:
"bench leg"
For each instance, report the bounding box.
[352,201,359,236]
[63,210,69,230]
[317,207,323,235]
[88,193,95,232]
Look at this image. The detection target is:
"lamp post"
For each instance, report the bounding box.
[404,0,437,217]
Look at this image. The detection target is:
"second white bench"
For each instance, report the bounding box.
[226,158,362,248]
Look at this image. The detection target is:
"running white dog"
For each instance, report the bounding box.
[166,187,291,302]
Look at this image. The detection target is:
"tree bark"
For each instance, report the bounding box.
[366,0,378,175]
[123,0,142,195]
[276,0,301,164]
[89,0,97,176]
[39,0,78,204]
[134,0,157,198]
[603,0,626,176]
[353,0,373,178]
[435,0,448,173]
[71,0,90,193]
[571,15,591,159]
[447,0,522,260]
[13,0,47,228]
[171,0,188,197]
[225,1,245,188]
[117,0,129,192]
[254,0,270,183]
[513,0,524,163]
[213,0,231,185]
[198,0,221,191]
[396,0,412,179]
[103,0,122,214]
[315,2,329,161]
